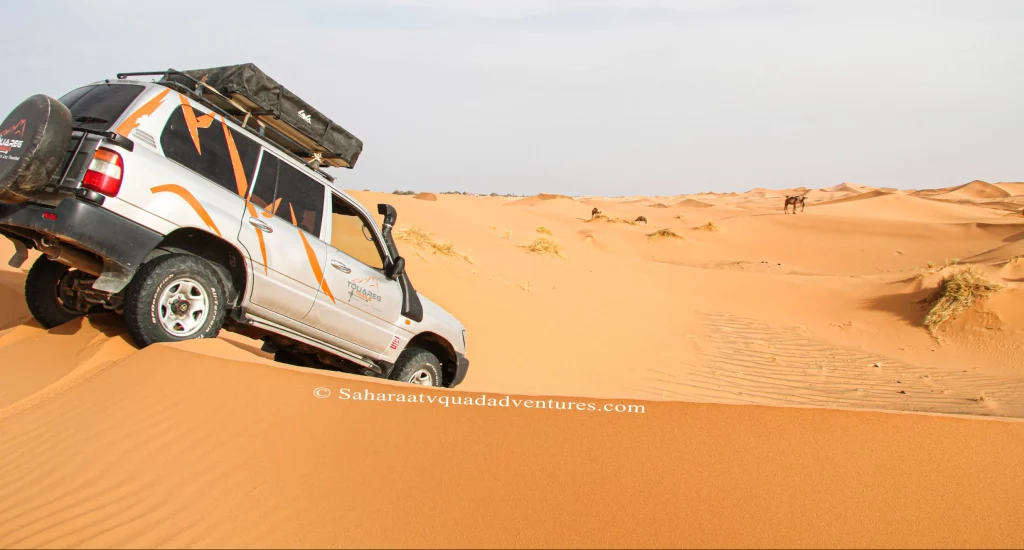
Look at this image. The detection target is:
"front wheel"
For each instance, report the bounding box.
[24,255,91,328]
[390,347,443,387]
[122,253,227,348]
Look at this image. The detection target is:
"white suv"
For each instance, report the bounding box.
[0,64,469,388]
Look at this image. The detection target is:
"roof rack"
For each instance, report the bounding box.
[116,68,356,183]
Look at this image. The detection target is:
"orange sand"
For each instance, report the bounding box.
[2,181,1024,547]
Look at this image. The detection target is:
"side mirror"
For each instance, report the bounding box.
[387,256,406,280]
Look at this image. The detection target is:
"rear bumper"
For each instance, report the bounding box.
[0,195,163,271]
[450,352,470,387]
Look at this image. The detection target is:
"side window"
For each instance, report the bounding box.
[160,106,260,197]
[248,152,325,236]
[329,195,385,270]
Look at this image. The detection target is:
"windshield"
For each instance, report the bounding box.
[58,84,145,131]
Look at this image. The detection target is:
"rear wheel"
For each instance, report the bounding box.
[24,255,90,328]
[390,347,443,387]
[122,254,227,348]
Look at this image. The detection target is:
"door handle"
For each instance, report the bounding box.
[330,259,351,273]
[248,217,273,233]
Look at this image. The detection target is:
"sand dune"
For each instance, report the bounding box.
[826,182,875,194]
[932,180,1012,201]
[995,182,1024,196]
[3,178,1024,547]
[814,189,895,205]
[413,192,438,201]
[670,198,715,208]
[504,193,575,206]
[811,191,1007,222]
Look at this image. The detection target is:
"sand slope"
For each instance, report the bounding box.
[2,180,1024,546]
[1,335,1023,548]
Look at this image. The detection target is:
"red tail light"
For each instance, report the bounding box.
[82,148,124,197]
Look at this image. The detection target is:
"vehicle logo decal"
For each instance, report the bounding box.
[298,110,313,124]
[0,119,26,155]
[347,276,383,305]
[244,201,269,276]
[115,88,171,138]
[290,204,335,303]
[150,184,222,237]
[389,336,400,350]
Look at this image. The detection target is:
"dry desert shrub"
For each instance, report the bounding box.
[647,228,683,240]
[394,225,473,263]
[693,221,720,232]
[520,236,565,258]
[922,267,1003,331]
[536,226,553,235]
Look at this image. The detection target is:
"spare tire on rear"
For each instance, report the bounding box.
[0,94,73,203]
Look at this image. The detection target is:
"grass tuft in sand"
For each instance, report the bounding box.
[647,228,683,240]
[520,237,565,258]
[394,225,473,263]
[693,221,720,232]
[915,258,965,279]
[922,267,1003,331]
[536,226,553,235]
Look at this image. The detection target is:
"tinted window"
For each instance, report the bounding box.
[160,106,261,197]
[249,153,325,235]
[59,84,145,130]
[329,196,384,270]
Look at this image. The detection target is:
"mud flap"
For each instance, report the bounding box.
[91,259,135,293]
[7,238,27,268]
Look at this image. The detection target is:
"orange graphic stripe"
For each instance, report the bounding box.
[114,88,170,138]
[244,202,269,276]
[151,184,221,237]
[261,197,282,218]
[195,112,216,129]
[220,115,249,198]
[178,94,202,155]
[292,204,335,303]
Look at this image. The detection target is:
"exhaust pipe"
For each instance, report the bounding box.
[38,238,103,277]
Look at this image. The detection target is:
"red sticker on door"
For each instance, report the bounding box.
[389,336,400,350]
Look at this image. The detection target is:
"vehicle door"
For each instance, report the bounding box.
[237,151,330,323]
[302,192,404,354]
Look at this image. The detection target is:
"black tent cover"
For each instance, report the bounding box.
[163,63,363,169]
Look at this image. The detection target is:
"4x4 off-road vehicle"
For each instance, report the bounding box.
[0,63,468,387]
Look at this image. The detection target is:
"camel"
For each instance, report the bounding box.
[635,216,648,224]
[784,195,806,214]
[591,207,602,218]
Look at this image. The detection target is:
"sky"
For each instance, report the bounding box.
[2,0,1022,196]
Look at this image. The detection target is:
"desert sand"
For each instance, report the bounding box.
[2,180,1024,547]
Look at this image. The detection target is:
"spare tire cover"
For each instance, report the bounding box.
[0,94,73,196]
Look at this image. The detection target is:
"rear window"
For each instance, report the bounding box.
[59,84,145,131]
[160,105,261,197]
